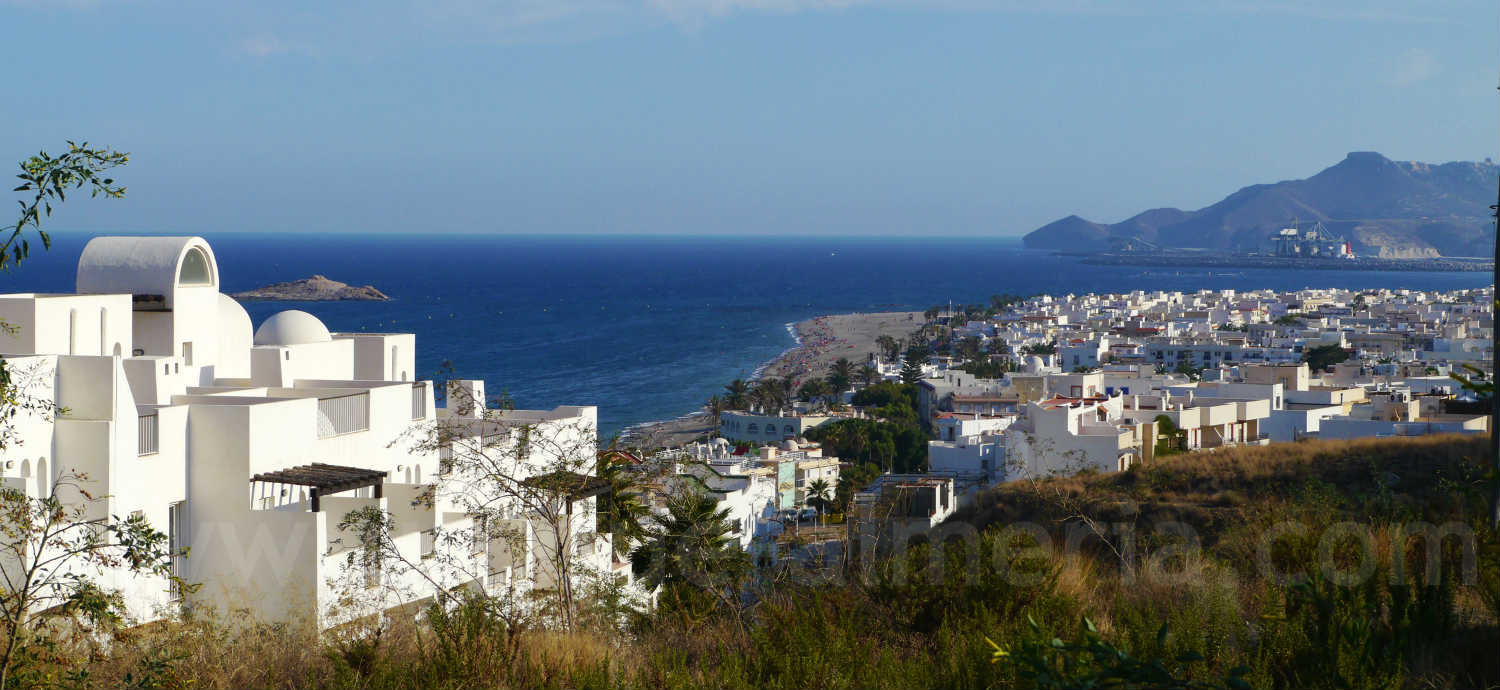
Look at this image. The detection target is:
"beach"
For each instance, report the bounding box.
[623,310,923,447]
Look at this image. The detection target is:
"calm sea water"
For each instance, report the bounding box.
[7,232,1492,439]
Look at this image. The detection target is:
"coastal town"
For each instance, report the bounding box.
[2,236,1492,638]
[4,0,1498,681]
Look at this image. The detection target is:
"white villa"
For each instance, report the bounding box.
[0,236,613,628]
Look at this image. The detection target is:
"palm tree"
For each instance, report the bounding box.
[630,492,750,592]
[805,478,832,526]
[705,395,725,436]
[723,379,750,410]
[858,362,879,387]
[595,452,650,560]
[776,377,796,415]
[876,335,901,364]
[826,357,855,393]
[746,386,768,414]
[798,379,830,409]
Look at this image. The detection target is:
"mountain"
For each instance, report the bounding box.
[1023,152,1499,257]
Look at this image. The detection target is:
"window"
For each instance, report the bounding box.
[68,309,78,355]
[168,502,187,600]
[181,342,193,366]
[99,308,108,354]
[420,529,436,559]
[177,247,214,285]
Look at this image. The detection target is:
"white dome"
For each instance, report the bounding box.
[780,439,799,451]
[254,310,332,346]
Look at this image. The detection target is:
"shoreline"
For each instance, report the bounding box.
[622,310,923,448]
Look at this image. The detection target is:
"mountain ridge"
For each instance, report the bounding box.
[1023,152,1499,257]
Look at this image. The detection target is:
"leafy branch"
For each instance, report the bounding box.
[7,142,128,271]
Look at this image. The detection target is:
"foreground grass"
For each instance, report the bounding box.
[27,435,1500,689]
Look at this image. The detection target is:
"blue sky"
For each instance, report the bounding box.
[3,0,1496,236]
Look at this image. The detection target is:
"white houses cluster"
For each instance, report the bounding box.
[906,286,1492,502]
[0,237,616,628]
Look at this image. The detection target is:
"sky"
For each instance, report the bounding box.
[2,0,1496,236]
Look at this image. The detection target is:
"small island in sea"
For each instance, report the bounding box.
[230,274,390,301]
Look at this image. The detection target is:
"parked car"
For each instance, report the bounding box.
[798,507,819,522]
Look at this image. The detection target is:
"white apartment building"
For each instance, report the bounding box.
[718,411,837,443]
[0,236,613,628]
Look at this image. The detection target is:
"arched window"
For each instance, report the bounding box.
[113,343,122,357]
[390,345,398,380]
[178,247,214,286]
[747,424,759,434]
[68,309,78,355]
[35,458,48,499]
[99,308,108,354]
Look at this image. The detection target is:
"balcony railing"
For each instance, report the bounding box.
[411,382,427,420]
[317,392,370,438]
[138,413,159,456]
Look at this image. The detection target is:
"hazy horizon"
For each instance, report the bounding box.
[4,1,1496,237]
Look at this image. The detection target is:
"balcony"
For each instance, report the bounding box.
[317,392,370,438]
[137,413,159,456]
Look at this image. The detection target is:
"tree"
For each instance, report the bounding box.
[1152,414,1186,457]
[722,379,750,410]
[594,451,650,560]
[826,357,855,393]
[1020,342,1057,356]
[1173,361,1203,380]
[1303,343,1351,372]
[5,142,127,271]
[704,395,726,436]
[900,346,927,385]
[961,358,1016,379]
[797,379,831,410]
[804,478,832,526]
[2,142,139,690]
[858,362,879,387]
[345,382,626,631]
[876,335,902,364]
[834,462,882,513]
[752,377,789,416]
[0,474,176,689]
[955,336,982,363]
[629,492,749,601]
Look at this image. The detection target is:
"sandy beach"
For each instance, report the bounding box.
[623,311,923,447]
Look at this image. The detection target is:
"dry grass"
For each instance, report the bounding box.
[955,434,1489,540]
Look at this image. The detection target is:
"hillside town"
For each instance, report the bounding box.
[0,237,1493,639]
[704,286,1493,546]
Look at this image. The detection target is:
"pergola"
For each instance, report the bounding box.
[250,462,388,512]
[521,470,611,507]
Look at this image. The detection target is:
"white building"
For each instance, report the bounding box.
[718,411,837,443]
[0,236,613,628]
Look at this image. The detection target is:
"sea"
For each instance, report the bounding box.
[6,232,1492,440]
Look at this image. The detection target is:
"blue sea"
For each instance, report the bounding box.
[7,232,1492,439]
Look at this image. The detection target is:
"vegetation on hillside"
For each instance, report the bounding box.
[13,434,1495,689]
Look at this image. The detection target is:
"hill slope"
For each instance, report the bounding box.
[1024,152,1499,257]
